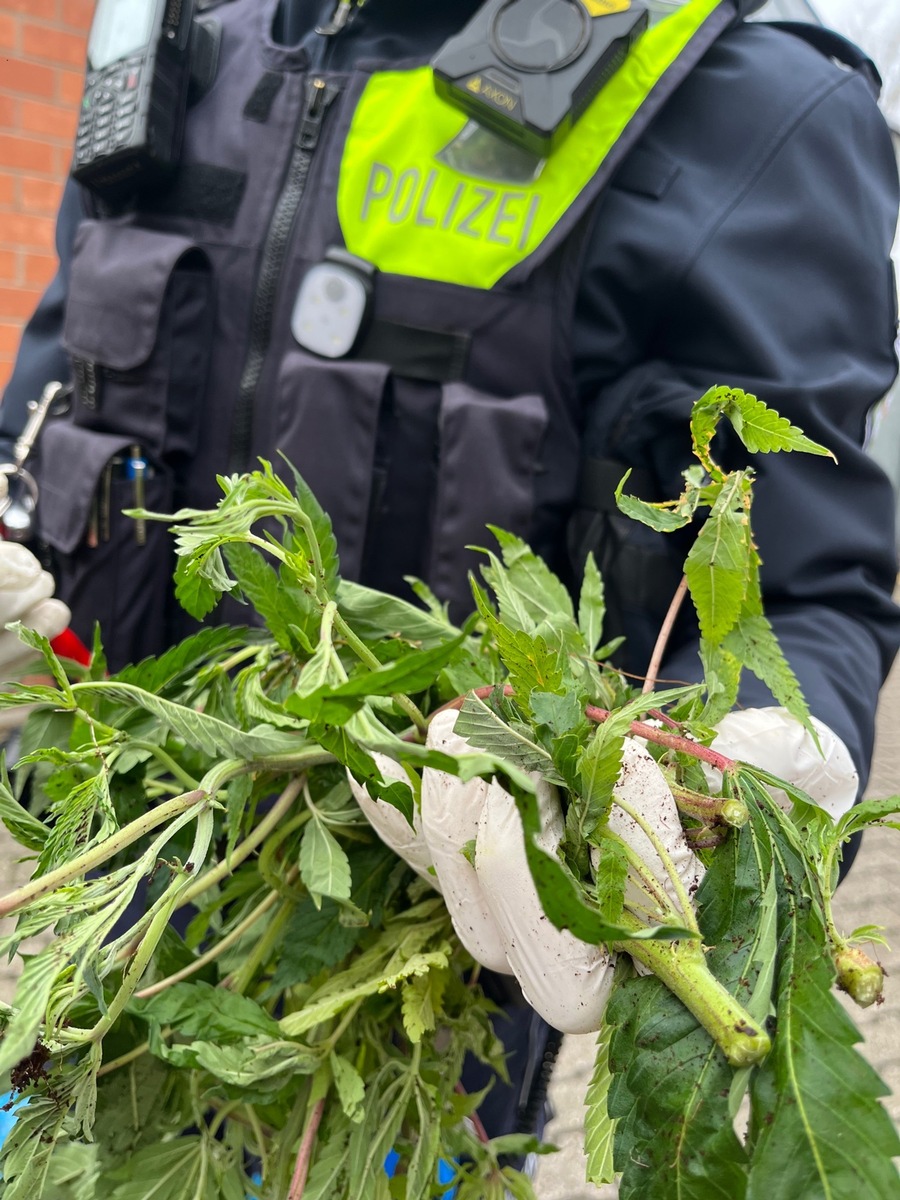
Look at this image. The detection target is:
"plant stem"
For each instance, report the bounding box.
[586,707,737,773]
[287,1097,326,1200]
[122,741,201,791]
[86,883,185,1044]
[178,776,304,908]
[134,885,283,999]
[611,795,701,932]
[617,925,770,1067]
[228,893,296,995]
[0,790,207,919]
[246,1105,271,1186]
[332,610,429,734]
[642,575,689,695]
[97,1038,151,1077]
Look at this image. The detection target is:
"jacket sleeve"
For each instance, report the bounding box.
[0,180,86,461]
[571,23,900,791]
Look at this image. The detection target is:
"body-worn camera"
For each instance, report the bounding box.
[432,0,649,157]
[71,0,195,200]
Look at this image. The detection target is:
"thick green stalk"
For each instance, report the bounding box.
[0,789,207,919]
[616,920,771,1067]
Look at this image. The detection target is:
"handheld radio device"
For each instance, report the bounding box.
[71,0,195,199]
[432,0,648,157]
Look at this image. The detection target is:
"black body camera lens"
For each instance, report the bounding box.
[492,0,590,73]
[433,0,648,158]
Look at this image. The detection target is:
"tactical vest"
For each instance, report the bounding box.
[34,0,739,670]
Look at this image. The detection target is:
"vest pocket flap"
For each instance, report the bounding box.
[37,422,138,554]
[429,383,548,618]
[63,221,205,371]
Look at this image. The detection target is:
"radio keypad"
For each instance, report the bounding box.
[75,62,143,163]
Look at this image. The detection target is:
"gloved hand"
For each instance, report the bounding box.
[0,541,70,677]
[349,711,705,1034]
[708,706,859,818]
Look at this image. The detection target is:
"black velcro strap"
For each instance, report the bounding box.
[355,320,470,383]
[578,456,656,512]
[144,163,247,225]
[244,72,285,122]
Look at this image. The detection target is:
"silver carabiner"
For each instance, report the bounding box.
[0,380,71,532]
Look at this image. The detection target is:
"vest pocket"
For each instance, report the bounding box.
[428,382,547,620]
[36,421,175,671]
[62,220,214,467]
[275,352,390,582]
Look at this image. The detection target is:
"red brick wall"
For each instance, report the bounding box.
[0,0,93,392]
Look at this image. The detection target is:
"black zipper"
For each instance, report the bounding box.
[228,75,338,471]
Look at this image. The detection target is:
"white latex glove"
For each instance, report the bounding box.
[349,712,705,1034]
[708,706,859,819]
[0,541,70,677]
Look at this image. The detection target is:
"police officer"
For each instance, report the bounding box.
[0,0,898,1144]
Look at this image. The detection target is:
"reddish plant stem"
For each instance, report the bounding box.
[432,683,736,772]
[287,1098,326,1200]
[585,707,737,773]
[642,575,689,695]
[647,708,682,730]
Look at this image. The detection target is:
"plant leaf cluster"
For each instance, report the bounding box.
[0,398,897,1199]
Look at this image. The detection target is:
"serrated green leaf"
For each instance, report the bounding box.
[300,817,353,905]
[0,753,48,850]
[481,526,574,629]
[591,831,629,926]
[176,1036,319,1090]
[132,980,282,1042]
[338,579,459,648]
[303,1125,351,1200]
[454,693,555,775]
[116,625,256,692]
[833,795,900,842]
[406,1080,443,1200]
[173,549,228,620]
[723,390,836,459]
[699,637,743,725]
[684,472,752,643]
[722,612,814,733]
[70,680,304,760]
[615,477,696,533]
[585,1024,617,1186]
[280,942,451,1037]
[348,1066,411,1200]
[577,552,606,655]
[6,623,73,700]
[576,713,629,841]
[277,453,341,595]
[224,540,314,652]
[224,773,253,860]
[530,689,585,738]
[37,772,117,876]
[0,938,71,1075]
[331,1051,366,1123]
[747,902,900,1200]
[491,623,564,702]
[103,1137,219,1200]
[401,968,447,1044]
[0,1096,70,1200]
